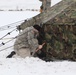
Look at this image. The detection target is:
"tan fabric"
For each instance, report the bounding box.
[16,48,31,58]
[14,26,39,58]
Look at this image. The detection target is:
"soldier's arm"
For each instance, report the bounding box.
[27,31,39,50]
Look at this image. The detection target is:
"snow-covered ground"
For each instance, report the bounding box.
[0,0,62,10]
[0,58,76,75]
[0,13,76,75]
[0,0,41,10]
[0,0,76,75]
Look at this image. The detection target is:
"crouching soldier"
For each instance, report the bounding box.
[7,25,44,58]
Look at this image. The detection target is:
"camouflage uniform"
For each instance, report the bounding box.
[14,26,38,58]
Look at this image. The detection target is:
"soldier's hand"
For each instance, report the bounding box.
[35,43,45,52]
[38,45,43,50]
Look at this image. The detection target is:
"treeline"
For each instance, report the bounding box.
[0,9,39,11]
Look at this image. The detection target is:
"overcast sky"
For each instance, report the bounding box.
[0,0,62,6]
[0,0,62,10]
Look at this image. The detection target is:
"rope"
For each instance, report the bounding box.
[0,36,36,52]
[0,45,13,52]
[0,37,15,40]
[0,28,17,48]
[0,19,28,31]
[0,29,32,51]
[0,37,16,47]
[0,28,16,40]
[0,25,43,52]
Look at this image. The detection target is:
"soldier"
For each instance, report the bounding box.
[13,24,46,58]
[6,25,45,58]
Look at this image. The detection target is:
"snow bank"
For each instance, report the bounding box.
[0,57,76,75]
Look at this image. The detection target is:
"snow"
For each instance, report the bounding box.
[0,0,76,75]
[51,0,62,6]
[0,0,62,10]
[0,11,39,27]
[0,58,76,75]
[0,0,41,10]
